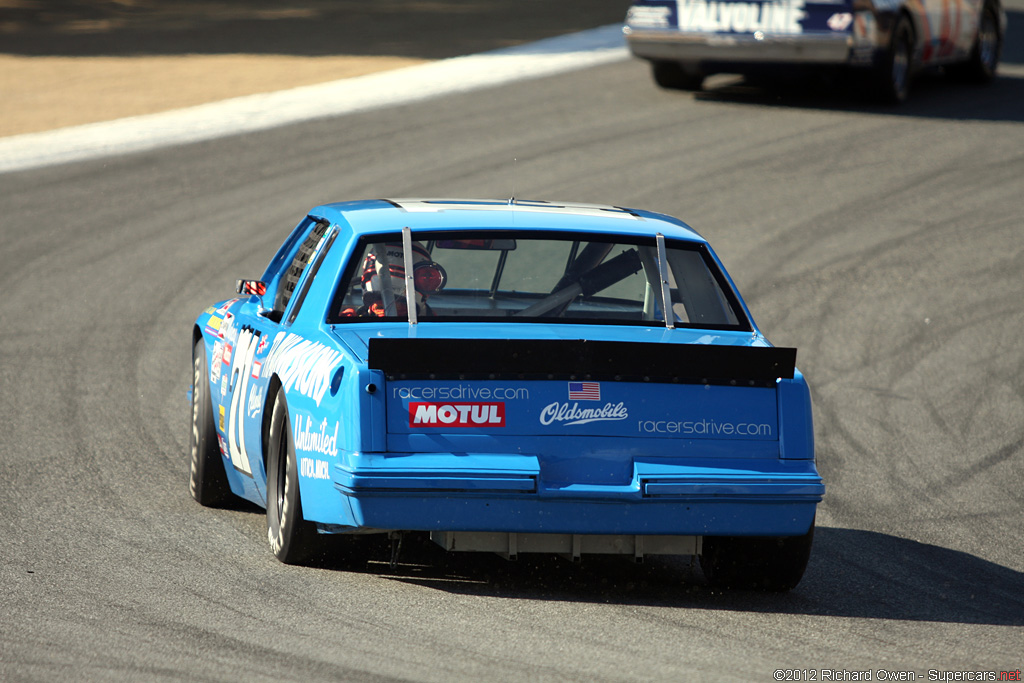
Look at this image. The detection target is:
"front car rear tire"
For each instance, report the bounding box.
[652,61,706,91]
[872,16,914,104]
[949,2,1002,82]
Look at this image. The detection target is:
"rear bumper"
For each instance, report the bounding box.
[319,453,823,537]
[626,27,853,66]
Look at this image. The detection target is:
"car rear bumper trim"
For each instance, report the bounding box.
[627,28,852,65]
[325,454,822,536]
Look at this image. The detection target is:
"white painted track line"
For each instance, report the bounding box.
[0,24,627,174]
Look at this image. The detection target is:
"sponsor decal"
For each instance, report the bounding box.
[204,300,238,336]
[627,5,672,27]
[226,326,262,476]
[294,415,339,457]
[220,374,228,398]
[409,402,506,428]
[568,381,600,401]
[675,0,806,35]
[219,313,236,341]
[218,405,225,431]
[250,360,262,379]
[300,457,330,480]
[262,332,343,407]
[827,11,852,30]
[392,385,529,401]
[222,343,233,366]
[247,384,263,419]
[638,419,773,436]
[217,435,229,458]
[539,402,629,426]
[210,342,224,383]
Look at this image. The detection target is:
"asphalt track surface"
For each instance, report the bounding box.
[3,8,1024,683]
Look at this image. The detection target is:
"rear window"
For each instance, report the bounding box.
[328,231,748,330]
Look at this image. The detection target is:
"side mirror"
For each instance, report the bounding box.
[238,280,283,321]
[236,279,267,298]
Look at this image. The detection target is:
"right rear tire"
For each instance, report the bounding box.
[265,391,318,564]
[700,519,815,591]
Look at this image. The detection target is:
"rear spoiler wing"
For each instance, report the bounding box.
[368,338,795,387]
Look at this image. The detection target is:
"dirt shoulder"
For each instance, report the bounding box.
[0,0,629,137]
[0,54,427,136]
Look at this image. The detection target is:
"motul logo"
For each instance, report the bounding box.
[409,402,505,427]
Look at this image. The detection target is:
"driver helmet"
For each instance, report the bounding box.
[361,241,446,316]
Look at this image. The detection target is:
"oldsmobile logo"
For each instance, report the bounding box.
[539,401,628,426]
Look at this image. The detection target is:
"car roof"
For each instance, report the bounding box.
[309,198,707,243]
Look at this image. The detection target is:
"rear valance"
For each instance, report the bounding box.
[368,338,795,387]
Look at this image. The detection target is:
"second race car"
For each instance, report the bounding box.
[624,0,1006,102]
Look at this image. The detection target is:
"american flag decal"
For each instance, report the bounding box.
[568,382,600,401]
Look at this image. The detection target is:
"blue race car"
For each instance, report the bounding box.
[190,199,824,590]
[623,0,1006,102]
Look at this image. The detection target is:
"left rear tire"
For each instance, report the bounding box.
[189,339,231,506]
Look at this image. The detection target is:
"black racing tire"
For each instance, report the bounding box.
[189,339,232,506]
[651,61,705,91]
[700,518,815,591]
[265,391,318,564]
[948,2,1001,83]
[872,16,914,104]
